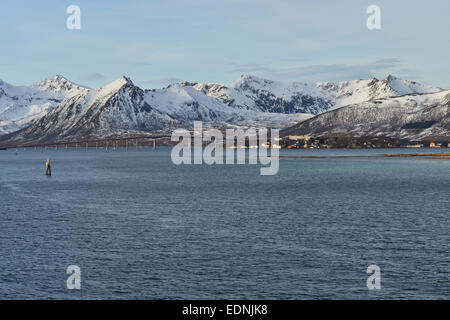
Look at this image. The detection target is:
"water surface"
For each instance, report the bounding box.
[0,147,449,299]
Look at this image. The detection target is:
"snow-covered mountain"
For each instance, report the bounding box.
[144,79,314,126]
[0,75,88,134]
[0,74,444,142]
[8,77,178,141]
[6,76,315,142]
[282,89,450,140]
[190,74,440,114]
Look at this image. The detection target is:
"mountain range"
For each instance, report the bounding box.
[0,74,446,143]
[282,88,450,140]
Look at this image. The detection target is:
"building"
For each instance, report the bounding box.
[288,135,311,141]
[430,142,441,148]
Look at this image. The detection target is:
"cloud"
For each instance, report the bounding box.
[141,77,183,87]
[281,58,312,63]
[229,58,409,82]
[79,73,105,80]
[229,58,311,75]
[229,63,273,74]
[273,59,403,81]
[374,58,400,65]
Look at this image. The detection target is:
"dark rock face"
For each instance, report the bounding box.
[252,92,334,114]
[281,90,450,140]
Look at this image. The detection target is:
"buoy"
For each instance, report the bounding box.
[45,159,52,176]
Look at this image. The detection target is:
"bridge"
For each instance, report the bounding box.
[0,134,172,151]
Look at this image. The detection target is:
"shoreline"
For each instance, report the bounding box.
[280,152,450,159]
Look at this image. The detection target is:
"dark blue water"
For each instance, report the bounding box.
[0,147,449,299]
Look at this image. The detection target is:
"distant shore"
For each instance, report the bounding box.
[280,152,450,160]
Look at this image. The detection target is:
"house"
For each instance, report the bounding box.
[430,142,441,148]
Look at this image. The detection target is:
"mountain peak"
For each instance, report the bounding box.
[52,74,66,81]
[113,76,134,86]
[384,74,398,82]
[380,74,441,94]
[239,74,261,81]
[121,75,133,82]
[33,74,88,92]
[232,74,270,88]
[96,76,135,97]
[39,74,71,84]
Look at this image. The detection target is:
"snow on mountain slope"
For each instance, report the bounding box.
[281,89,450,140]
[316,75,441,108]
[6,76,315,142]
[0,74,445,142]
[32,74,89,94]
[384,75,439,95]
[189,74,441,116]
[192,75,334,114]
[144,80,316,127]
[7,77,177,141]
[145,83,234,121]
[0,75,89,134]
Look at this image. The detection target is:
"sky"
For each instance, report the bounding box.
[1,0,449,89]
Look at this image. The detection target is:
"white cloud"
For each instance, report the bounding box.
[79,73,105,81]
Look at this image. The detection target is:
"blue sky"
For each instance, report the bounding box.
[1,0,449,88]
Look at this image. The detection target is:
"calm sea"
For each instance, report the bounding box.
[0,147,449,299]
